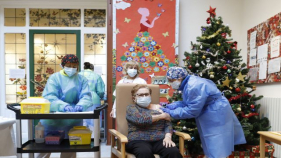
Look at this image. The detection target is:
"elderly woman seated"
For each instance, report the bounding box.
[126,84,182,158]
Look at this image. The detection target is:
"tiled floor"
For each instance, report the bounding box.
[2,142,111,158]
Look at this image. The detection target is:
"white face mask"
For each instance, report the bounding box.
[171,80,181,89]
[136,96,151,108]
[64,67,77,77]
[127,69,138,77]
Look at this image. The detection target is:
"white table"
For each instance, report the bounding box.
[0,117,16,156]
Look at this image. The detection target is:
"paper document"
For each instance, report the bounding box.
[248,68,258,81]
[271,36,280,58]
[9,69,25,79]
[257,44,268,63]
[268,58,280,74]
[250,31,257,50]
[259,61,267,79]
[249,49,257,66]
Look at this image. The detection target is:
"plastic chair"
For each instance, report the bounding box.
[109,84,191,158]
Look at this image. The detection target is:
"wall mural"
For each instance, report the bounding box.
[114,0,178,103]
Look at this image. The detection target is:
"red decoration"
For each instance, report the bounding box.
[186,56,190,60]
[250,104,255,109]
[241,112,259,118]
[221,33,226,38]
[228,92,251,102]
[233,41,238,47]
[222,65,227,70]
[235,87,241,92]
[188,65,192,69]
[206,18,211,24]
[227,50,231,54]
[207,6,216,17]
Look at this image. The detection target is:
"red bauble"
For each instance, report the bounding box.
[188,65,192,69]
[227,50,231,54]
[221,33,226,38]
[235,87,241,92]
[186,56,190,60]
[207,20,210,24]
[250,104,255,109]
[233,41,238,46]
[222,65,227,70]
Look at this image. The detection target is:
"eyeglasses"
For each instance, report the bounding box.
[135,93,150,97]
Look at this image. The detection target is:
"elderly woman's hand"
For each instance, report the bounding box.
[160,112,171,121]
[163,136,176,148]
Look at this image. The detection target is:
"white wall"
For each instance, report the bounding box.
[178,0,243,66]
[241,0,281,98]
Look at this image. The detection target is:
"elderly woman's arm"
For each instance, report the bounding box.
[126,105,169,126]
[163,121,175,147]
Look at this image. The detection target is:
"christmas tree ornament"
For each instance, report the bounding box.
[183,126,187,130]
[237,107,241,111]
[252,85,256,90]
[233,41,238,47]
[229,86,233,90]
[250,104,255,109]
[217,42,221,46]
[227,60,231,64]
[202,55,206,59]
[177,121,181,125]
[200,45,203,49]
[251,109,255,112]
[227,50,231,54]
[188,65,192,69]
[195,63,200,67]
[207,6,216,17]
[207,48,210,52]
[206,18,211,24]
[186,56,190,60]
[191,137,195,141]
[222,77,231,87]
[228,74,232,77]
[216,21,220,24]
[235,87,241,92]
[235,78,240,83]
[237,72,246,81]
[210,72,215,78]
[221,33,226,38]
[227,69,231,73]
[222,65,227,70]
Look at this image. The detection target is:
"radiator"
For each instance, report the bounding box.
[258,97,281,157]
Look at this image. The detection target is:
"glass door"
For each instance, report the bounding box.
[29,30,81,96]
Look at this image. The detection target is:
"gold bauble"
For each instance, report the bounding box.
[177,122,181,125]
[229,87,233,90]
[202,55,206,59]
[216,21,220,24]
[217,42,221,46]
[252,85,256,90]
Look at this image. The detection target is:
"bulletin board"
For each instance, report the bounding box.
[247,12,281,84]
[113,0,179,103]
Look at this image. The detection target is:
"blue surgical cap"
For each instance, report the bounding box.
[166,67,188,80]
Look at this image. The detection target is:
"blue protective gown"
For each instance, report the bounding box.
[166,75,246,158]
[79,69,105,109]
[42,70,93,138]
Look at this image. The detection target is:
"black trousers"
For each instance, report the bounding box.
[125,139,183,158]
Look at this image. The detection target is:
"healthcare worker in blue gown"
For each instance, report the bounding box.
[161,67,246,158]
[39,54,93,158]
[79,62,105,134]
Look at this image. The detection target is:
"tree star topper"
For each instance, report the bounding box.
[207,6,216,17]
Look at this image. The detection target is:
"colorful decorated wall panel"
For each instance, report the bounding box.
[247,12,281,84]
[114,0,178,103]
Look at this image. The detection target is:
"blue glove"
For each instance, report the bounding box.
[166,103,178,110]
[64,105,74,112]
[160,108,170,114]
[74,105,83,112]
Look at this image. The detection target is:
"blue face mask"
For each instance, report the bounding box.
[64,67,77,77]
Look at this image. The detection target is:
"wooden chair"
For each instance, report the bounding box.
[109,84,191,158]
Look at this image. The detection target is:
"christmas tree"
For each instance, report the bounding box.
[169,7,270,156]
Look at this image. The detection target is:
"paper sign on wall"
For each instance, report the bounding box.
[257,44,268,63]
[249,48,257,66]
[259,61,267,80]
[250,31,257,50]
[268,58,280,74]
[270,36,280,58]
[9,69,25,79]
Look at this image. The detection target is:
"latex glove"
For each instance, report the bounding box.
[166,103,178,110]
[64,105,74,112]
[74,105,83,112]
[163,136,176,148]
[160,108,170,114]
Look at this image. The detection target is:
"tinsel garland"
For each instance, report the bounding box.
[228,92,251,102]
[200,28,222,39]
[240,111,259,118]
